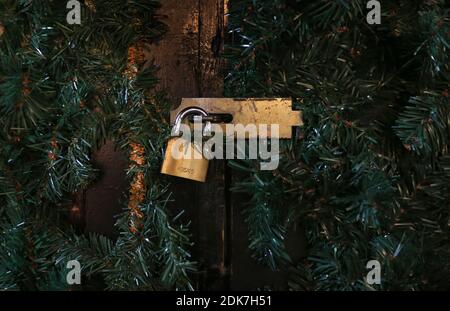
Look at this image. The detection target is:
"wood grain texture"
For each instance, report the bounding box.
[194,0,229,290]
[82,0,305,290]
[150,0,200,102]
[149,0,228,290]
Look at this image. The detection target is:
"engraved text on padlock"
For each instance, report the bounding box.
[161,107,210,182]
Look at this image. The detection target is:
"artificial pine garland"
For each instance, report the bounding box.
[0,0,195,290]
[225,0,450,290]
[1,0,449,291]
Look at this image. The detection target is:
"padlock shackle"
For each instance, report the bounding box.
[171,107,208,137]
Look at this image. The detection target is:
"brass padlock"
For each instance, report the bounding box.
[161,107,210,182]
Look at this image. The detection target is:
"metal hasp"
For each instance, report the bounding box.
[170,98,303,139]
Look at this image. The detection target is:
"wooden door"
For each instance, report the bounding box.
[82,0,304,290]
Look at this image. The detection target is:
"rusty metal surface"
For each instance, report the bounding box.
[170,98,302,138]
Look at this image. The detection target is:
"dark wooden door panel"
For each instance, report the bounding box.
[83,0,304,290]
[149,0,228,290]
[84,140,128,238]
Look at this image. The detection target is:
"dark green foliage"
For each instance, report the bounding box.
[0,0,195,290]
[2,0,449,291]
[225,0,450,290]
[232,173,294,270]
